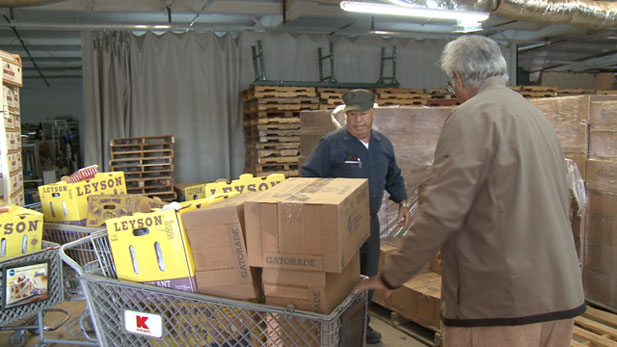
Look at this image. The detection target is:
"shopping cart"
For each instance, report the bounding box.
[0,241,67,347]
[61,229,368,347]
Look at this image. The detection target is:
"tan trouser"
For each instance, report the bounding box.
[442,318,574,347]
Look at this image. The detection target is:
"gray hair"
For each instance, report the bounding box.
[439,35,509,88]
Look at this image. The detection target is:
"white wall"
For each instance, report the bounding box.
[19,77,84,164]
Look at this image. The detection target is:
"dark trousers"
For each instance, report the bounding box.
[360,216,380,325]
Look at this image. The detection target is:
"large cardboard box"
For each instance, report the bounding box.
[0,50,22,87]
[263,253,361,314]
[0,203,44,260]
[583,189,617,311]
[389,272,441,332]
[181,193,261,300]
[245,177,370,273]
[184,173,285,201]
[38,172,126,225]
[86,194,166,227]
[589,126,617,160]
[530,96,589,154]
[586,159,617,193]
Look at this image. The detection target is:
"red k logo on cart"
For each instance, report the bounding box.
[136,316,149,330]
[124,310,162,338]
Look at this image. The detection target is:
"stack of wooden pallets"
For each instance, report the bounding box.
[109,135,177,201]
[317,87,348,110]
[242,86,319,177]
[558,88,595,96]
[571,305,617,346]
[376,88,428,106]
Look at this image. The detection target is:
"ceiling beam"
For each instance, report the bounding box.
[284,0,318,24]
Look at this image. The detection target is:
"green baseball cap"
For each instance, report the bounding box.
[342,89,376,112]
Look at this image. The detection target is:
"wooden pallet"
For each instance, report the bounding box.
[125,176,173,188]
[252,123,300,131]
[249,135,300,143]
[426,99,460,107]
[243,110,303,119]
[245,130,301,140]
[110,163,174,173]
[522,91,556,98]
[596,90,617,95]
[428,93,456,100]
[245,103,320,112]
[572,306,617,346]
[376,88,425,99]
[110,135,174,146]
[246,148,299,158]
[424,88,449,95]
[251,97,320,105]
[248,156,299,165]
[319,104,338,110]
[246,142,300,150]
[110,148,174,160]
[122,169,174,179]
[520,85,559,92]
[242,86,317,100]
[379,98,428,106]
[317,87,349,94]
[558,89,594,95]
[243,117,300,127]
[247,162,299,173]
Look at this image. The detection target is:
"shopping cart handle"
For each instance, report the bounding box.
[59,230,106,275]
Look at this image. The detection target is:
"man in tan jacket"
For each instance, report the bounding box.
[356,35,585,346]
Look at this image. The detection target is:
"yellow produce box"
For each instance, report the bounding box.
[185,173,285,201]
[38,172,126,225]
[0,203,44,260]
[106,194,233,292]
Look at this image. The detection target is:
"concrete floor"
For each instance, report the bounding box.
[0,301,430,346]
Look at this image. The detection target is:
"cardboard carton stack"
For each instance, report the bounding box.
[244,177,370,315]
[0,50,23,205]
[242,86,318,178]
[181,173,285,201]
[109,135,177,201]
[583,98,617,310]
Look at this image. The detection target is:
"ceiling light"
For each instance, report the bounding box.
[339,1,489,23]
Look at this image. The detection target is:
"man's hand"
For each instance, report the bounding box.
[398,201,412,229]
[354,276,394,297]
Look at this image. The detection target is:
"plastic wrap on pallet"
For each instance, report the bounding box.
[566,158,588,216]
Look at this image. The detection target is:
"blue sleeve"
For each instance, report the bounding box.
[300,137,332,178]
[384,140,408,203]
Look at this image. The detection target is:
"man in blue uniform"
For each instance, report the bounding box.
[301,89,411,344]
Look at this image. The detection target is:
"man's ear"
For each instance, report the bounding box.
[453,71,464,87]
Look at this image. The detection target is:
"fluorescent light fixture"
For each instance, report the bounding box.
[339,1,489,23]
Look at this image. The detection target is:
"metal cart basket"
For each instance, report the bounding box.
[0,241,65,346]
[60,230,368,347]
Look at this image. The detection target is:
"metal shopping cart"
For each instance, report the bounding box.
[0,241,67,347]
[60,229,368,347]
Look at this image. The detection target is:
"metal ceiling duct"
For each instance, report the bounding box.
[0,0,67,7]
[489,0,617,30]
[387,0,617,30]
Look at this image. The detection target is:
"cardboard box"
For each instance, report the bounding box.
[7,190,24,206]
[530,96,589,154]
[86,194,166,227]
[106,203,196,292]
[38,172,127,225]
[7,151,21,173]
[590,100,617,127]
[182,193,261,300]
[586,159,617,193]
[173,182,207,202]
[184,173,285,201]
[263,253,361,314]
[0,51,22,87]
[245,177,370,273]
[7,170,22,197]
[0,203,44,260]
[389,272,441,332]
[589,126,617,160]
[583,189,617,311]
[6,131,20,151]
[3,85,19,111]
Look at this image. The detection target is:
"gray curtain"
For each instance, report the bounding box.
[82,31,243,183]
[82,31,516,183]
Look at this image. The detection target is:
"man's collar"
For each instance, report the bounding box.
[343,128,381,142]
